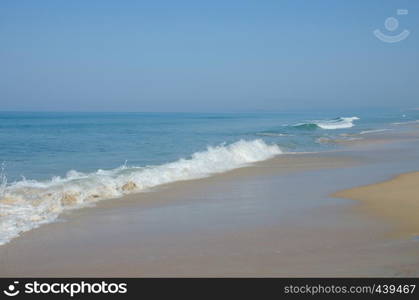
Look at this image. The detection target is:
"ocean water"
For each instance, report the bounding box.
[0,110,418,245]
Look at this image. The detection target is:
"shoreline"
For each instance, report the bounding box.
[1,130,419,276]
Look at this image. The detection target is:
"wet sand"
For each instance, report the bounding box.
[1,133,419,277]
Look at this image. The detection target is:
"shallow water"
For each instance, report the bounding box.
[1,109,416,181]
[0,109,418,245]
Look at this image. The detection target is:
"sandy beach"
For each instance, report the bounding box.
[334,172,419,238]
[1,1,419,285]
[1,130,419,277]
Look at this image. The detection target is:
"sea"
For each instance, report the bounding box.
[0,109,418,245]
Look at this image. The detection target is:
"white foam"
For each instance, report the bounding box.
[359,129,390,135]
[0,139,281,245]
[315,117,360,130]
[392,120,419,125]
[256,132,292,137]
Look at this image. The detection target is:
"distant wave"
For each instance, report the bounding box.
[256,132,292,137]
[293,117,360,130]
[359,129,390,135]
[392,120,419,125]
[0,139,281,245]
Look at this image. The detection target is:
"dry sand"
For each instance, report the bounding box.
[333,172,419,238]
[2,130,419,277]
[1,151,418,277]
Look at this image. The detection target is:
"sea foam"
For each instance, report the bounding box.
[294,117,360,130]
[0,139,281,245]
[359,129,390,135]
[392,120,419,125]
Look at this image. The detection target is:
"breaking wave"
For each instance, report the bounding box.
[293,117,360,130]
[0,139,281,245]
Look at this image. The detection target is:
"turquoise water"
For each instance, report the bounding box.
[0,109,418,245]
[1,110,415,182]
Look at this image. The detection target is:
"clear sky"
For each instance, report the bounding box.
[0,0,418,112]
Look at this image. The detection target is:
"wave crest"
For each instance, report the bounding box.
[294,117,360,130]
[0,139,281,245]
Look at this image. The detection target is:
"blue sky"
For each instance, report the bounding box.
[0,0,418,112]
